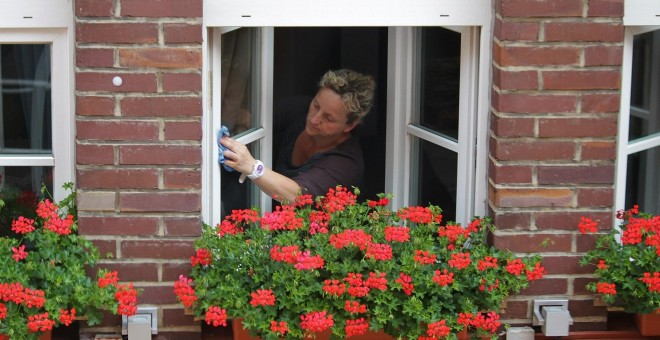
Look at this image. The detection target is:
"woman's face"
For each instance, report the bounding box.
[305,87,357,139]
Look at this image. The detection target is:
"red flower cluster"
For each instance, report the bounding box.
[437,224,469,244]
[23,288,46,308]
[270,245,300,264]
[432,269,454,286]
[413,250,436,265]
[205,306,227,327]
[345,300,367,314]
[365,243,393,261]
[426,319,450,338]
[174,275,197,308]
[58,308,76,326]
[300,311,334,332]
[395,273,414,296]
[384,226,410,242]
[323,279,346,296]
[471,312,501,333]
[217,220,243,237]
[345,318,369,336]
[115,283,138,316]
[367,197,389,208]
[596,282,617,295]
[640,272,660,293]
[0,303,6,319]
[43,214,75,235]
[262,206,303,231]
[270,320,288,336]
[318,186,357,213]
[0,282,45,309]
[27,312,55,333]
[329,229,373,250]
[294,194,313,207]
[596,260,607,270]
[525,262,546,281]
[505,259,525,276]
[397,206,439,224]
[11,245,28,262]
[98,271,119,288]
[191,248,213,266]
[480,278,500,292]
[477,256,498,271]
[294,251,325,270]
[11,216,35,234]
[250,289,276,306]
[578,217,598,234]
[365,272,388,291]
[344,273,370,297]
[308,210,330,235]
[448,252,471,269]
[36,199,57,219]
[217,209,260,236]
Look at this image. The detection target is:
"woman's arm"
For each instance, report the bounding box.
[219,136,302,204]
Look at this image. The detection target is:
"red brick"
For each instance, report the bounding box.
[164,169,201,189]
[499,0,582,17]
[491,116,534,137]
[90,239,117,258]
[136,285,180,304]
[536,211,612,231]
[493,92,577,114]
[121,97,202,117]
[491,211,531,231]
[79,215,159,236]
[119,192,201,212]
[163,308,197,327]
[489,161,532,184]
[570,321,608,332]
[91,262,159,282]
[119,48,202,69]
[76,96,115,116]
[539,117,617,138]
[582,141,616,161]
[545,22,624,42]
[542,256,592,275]
[491,139,575,161]
[162,73,202,92]
[493,233,572,252]
[493,68,537,91]
[578,188,614,207]
[164,217,201,237]
[519,278,569,295]
[587,0,624,17]
[119,145,201,165]
[494,19,539,41]
[121,0,202,18]
[76,144,115,165]
[494,44,580,67]
[585,45,623,66]
[491,187,573,208]
[162,263,192,281]
[121,240,194,259]
[570,299,608,318]
[76,0,114,17]
[582,93,620,113]
[502,300,529,319]
[76,48,114,68]
[77,72,158,93]
[537,165,614,185]
[78,169,159,189]
[573,277,597,295]
[577,233,603,252]
[543,71,620,90]
[164,24,203,44]
[164,121,202,140]
[76,23,158,44]
[77,120,160,141]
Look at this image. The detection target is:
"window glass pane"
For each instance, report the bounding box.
[416,27,461,141]
[0,44,52,154]
[413,138,457,222]
[629,30,660,141]
[625,147,660,215]
[0,166,53,236]
[221,28,260,137]
[221,142,260,218]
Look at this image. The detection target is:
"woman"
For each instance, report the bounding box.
[219,69,375,203]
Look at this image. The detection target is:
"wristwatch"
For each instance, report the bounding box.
[247,160,265,180]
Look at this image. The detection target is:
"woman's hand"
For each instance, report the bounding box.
[219,136,256,176]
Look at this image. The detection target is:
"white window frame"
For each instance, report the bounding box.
[616,1,660,214]
[202,0,492,226]
[0,0,74,200]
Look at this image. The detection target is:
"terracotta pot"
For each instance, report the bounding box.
[0,330,51,340]
[635,312,660,336]
[232,318,393,340]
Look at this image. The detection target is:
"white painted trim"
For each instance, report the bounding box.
[0,0,72,29]
[406,125,459,153]
[624,0,660,26]
[0,156,54,166]
[474,23,493,218]
[205,0,491,27]
[202,27,213,224]
[258,27,274,212]
[628,133,660,155]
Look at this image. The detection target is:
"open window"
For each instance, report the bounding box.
[202,0,491,226]
[0,1,73,229]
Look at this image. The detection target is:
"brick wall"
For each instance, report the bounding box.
[75,0,203,337]
[491,0,623,331]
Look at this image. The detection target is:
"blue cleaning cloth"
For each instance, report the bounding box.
[217,126,236,172]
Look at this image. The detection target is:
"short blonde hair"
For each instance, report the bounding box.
[319,69,375,124]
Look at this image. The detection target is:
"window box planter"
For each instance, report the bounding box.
[634,312,660,336]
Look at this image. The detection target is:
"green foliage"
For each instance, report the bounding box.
[580,207,660,314]
[178,187,544,339]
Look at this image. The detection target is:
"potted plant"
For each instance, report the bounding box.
[0,183,139,339]
[579,205,660,336]
[175,186,545,339]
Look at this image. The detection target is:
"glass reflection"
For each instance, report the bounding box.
[0,166,53,236]
[416,27,461,141]
[626,147,660,215]
[221,28,259,137]
[0,44,52,154]
[414,138,457,222]
[629,30,660,140]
